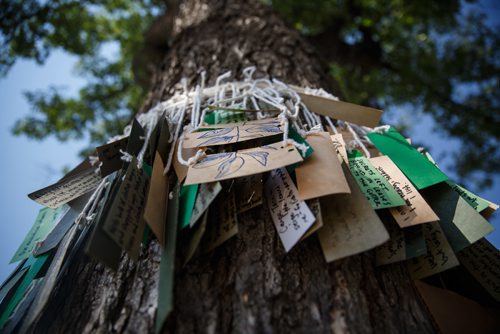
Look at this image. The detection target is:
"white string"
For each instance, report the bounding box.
[346,123,371,158]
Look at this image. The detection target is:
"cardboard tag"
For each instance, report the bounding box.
[96,136,129,177]
[10,206,68,263]
[446,181,491,213]
[370,156,439,227]
[184,210,209,266]
[288,126,314,159]
[368,128,448,189]
[317,163,389,262]
[235,174,263,213]
[185,142,303,185]
[295,132,350,200]
[34,192,92,256]
[148,118,171,165]
[190,182,222,227]
[102,158,149,260]
[204,189,238,252]
[457,239,500,302]
[125,118,145,156]
[183,118,283,148]
[266,168,316,252]
[155,181,179,334]
[423,183,494,252]
[414,280,500,334]
[85,172,122,270]
[291,86,382,127]
[178,184,199,229]
[301,199,324,240]
[408,222,459,279]
[348,154,406,209]
[144,152,169,246]
[330,134,348,163]
[28,168,101,208]
[58,159,93,182]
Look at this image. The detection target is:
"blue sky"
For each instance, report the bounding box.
[0,1,499,282]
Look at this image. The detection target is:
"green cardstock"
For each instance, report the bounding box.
[203,112,216,125]
[179,184,199,229]
[143,163,153,177]
[446,181,490,213]
[10,206,66,263]
[155,181,179,334]
[0,254,49,329]
[348,153,406,209]
[367,127,448,189]
[214,110,246,124]
[288,126,313,159]
[422,183,494,252]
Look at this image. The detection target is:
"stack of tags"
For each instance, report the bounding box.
[1,80,499,333]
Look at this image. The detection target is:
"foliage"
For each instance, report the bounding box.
[1,0,498,188]
[270,0,499,188]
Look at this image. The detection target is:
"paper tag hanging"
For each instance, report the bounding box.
[317,163,389,262]
[457,239,500,302]
[265,168,316,252]
[408,222,459,279]
[368,127,448,189]
[185,142,303,185]
[190,182,222,227]
[102,158,149,260]
[183,118,283,148]
[369,156,439,227]
[295,132,350,200]
[96,136,129,177]
[144,152,169,245]
[348,153,406,209]
[330,134,348,163]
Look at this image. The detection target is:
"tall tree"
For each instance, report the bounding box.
[21,0,437,333]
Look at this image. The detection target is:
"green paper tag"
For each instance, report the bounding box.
[10,206,66,264]
[0,254,50,329]
[203,113,216,125]
[178,184,199,229]
[288,126,313,159]
[142,163,153,177]
[348,153,406,209]
[214,111,246,124]
[367,127,448,189]
[155,182,179,334]
[446,181,490,213]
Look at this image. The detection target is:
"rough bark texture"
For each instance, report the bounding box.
[30,1,436,333]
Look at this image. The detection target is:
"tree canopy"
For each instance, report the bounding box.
[1,0,498,188]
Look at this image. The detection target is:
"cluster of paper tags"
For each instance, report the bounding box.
[1,88,499,332]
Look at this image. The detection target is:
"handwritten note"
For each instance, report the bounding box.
[348,154,406,209]
[446,181,491,213]
[144,152,169,245]
[266,168,316,252]
[96,137,129,177]
[190,182,222,227]
[28,168,101,208]
[296,132,350,200]
[185,142,303,185]
[183,118,283,148]
[203,189,238,252]
[370,156,439,227]
[102,158,149,260]
[330,134,348,163]
[408,222,459,279]
[422,183,494,252]
[301,198,323,240]
[235,174,263,213]
[457,239,500,302]
[317,163,389,262]
[10,206,67,263]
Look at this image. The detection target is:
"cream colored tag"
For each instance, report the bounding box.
[183,118,283,148]
[370,156,439,227]
[185,142,303,185]
[330,134,348,163]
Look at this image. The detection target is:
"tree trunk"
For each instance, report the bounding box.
[29,1,436,333]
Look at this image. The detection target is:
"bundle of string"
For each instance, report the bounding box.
[113,66,388,176]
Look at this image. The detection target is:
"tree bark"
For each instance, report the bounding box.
[29,1,436,333]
